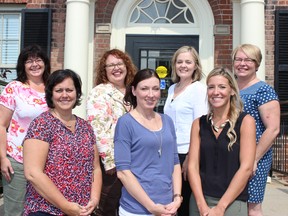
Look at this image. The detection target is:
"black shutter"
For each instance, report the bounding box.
[275,10,288,120]
[21,9,52,57]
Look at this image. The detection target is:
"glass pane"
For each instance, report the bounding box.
[138,13,153,23]
[1,41,19,64]
[167,3,181,20]
[155,18,170,23]
[174,0,185,7]
[140,58,147,69]
[130,9,140,23]
[3,14,20,39]
[155,1,168,17]
[148,50,160,57]
[185,9,194,23]
[172,11,186,23]
[142,3,157,20]
[141,50,147,57]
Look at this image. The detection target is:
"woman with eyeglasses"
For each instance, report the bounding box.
[0,44,50,216]
[87,49,137,216]
[232,44,280,216]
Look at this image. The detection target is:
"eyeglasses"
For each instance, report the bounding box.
[105,62,125,70]
[234,57,255,64]
[25,58,44,65]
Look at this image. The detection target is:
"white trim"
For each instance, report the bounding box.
[111,0,214,76]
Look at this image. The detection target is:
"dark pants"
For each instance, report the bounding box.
[178,154,191,216]
[93,160,122,216]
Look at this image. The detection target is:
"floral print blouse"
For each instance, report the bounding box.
[87,83,127,171]
[23,111,95,216]
[0,81,48,163]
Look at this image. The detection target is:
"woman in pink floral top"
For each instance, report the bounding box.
[0,45,50,216]
[87,49,136,216]
[23,69,102,216]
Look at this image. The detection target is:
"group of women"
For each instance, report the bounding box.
[0,43,280,216]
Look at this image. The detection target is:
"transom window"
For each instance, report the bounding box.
[130,0,194,24]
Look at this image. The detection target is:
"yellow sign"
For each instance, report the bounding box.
[156,66,168,78]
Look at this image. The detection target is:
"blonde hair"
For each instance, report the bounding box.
[231,44,262,68]
[171,46,203,83]
[206,67,243,150]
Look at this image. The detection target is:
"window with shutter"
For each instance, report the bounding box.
[21,9,52,57]
[275,10,288,121]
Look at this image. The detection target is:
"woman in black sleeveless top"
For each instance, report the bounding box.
[188,67,256,216]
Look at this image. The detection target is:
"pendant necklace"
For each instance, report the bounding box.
[209,113,229,133]
[52,110,73,128]
[153,130,163,157]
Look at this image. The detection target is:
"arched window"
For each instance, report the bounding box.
[130,0,194,24]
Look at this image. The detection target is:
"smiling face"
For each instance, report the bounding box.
[233,50,258,80]
[132,77,161,110]
[24,57,45,80]
[105,54,127,87]
[52,77,77,112]
[207,75,234,110]
[175,51,197,81]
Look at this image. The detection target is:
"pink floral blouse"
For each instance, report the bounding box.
[86,83,127,171]
[0,81,48,163]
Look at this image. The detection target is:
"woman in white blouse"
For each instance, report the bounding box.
[164,46,208,216]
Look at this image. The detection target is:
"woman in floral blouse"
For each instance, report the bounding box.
[87,49,136,216]
[0,44,50,216]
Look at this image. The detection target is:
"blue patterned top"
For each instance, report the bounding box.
[240,81,278,143]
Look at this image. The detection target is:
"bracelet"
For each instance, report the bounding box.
[173,194,183,202]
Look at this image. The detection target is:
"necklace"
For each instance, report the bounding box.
[209,113,229,133]
[135,110,162,157]
[152,130,163,157]
[52,110,74,128]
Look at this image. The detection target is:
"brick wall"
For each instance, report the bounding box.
[4,0,288,85]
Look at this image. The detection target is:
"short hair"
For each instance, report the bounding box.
[45,69,82,108]
[124,68,160,109]
[95,49,137,86]
[171,46,203,83]
[16,44,51,84]
[231,44,262,68]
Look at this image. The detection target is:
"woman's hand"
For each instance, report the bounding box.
[163,197,182,215]
[0,157,14,182]
[207,205,225,216]
[63,202,85,216]
[80,199,99,216]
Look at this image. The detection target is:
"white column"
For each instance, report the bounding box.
[240,0,265,80]
[64,0,90,118]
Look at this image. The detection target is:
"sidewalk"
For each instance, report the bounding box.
[0,177,287,215]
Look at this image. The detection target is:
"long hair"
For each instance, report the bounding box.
[206,67,243,150]
[16,44,51,84]
[95,49,137,86]
[124,68,160,109]
[171,46,203,83]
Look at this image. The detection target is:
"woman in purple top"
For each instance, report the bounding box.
[23,69,102,216]
[114,69,182,216]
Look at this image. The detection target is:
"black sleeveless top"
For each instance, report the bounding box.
[199,112,248,201]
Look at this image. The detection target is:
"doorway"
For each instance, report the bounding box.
[126,35,199,112]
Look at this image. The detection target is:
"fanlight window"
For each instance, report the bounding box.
[130,0,194,24]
